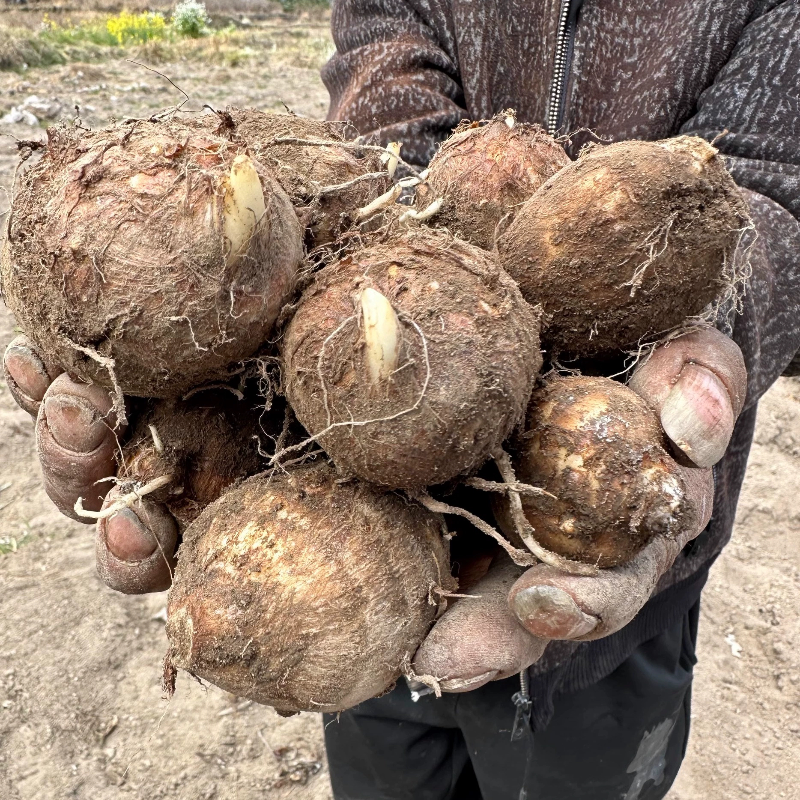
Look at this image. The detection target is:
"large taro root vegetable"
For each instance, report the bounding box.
[497,136,750,358]
[2,119,303,398]
[209,109,389,248]
[165,462,455,714]
[495,376,690,567]
[415,113,569,250]
[282,229,543,489]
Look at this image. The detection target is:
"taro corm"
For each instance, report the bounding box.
[283,228,543,489]
[2,118,303,398]
[165,462,455,714]
[496,375,691,567]
[415,112,570,250]
[497,136,750,357]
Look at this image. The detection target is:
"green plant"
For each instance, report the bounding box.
[0,28,64,71]
[0,527,30,556]
[171,1,211,38]
[41,14,118,47]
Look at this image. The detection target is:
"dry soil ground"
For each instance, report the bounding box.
[0,9,798,800]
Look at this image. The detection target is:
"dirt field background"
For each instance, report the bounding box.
[0,5,798,799]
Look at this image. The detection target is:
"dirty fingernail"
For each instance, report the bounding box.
[43,394,109,453]
[440,671,499,692]
[660,363,734,469]
[4,343,51,401]
[511,585,598,639]
[103,508,157,562]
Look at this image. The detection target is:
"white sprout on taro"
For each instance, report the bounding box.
[73,474,174,520]
[355,185,403,221]
[380,142,403,179]
[399,198,444,223]
[149,424,164,454]
[360,288,401,384]
[223,155,266,266]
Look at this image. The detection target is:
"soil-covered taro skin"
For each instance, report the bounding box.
[415,113,570,250]
[165,462,455,714]
[283,228,543,489]
[212,108,389,249]
[2,118,303,398]
[497,136,750,358]
[496,375,691,568]
[116,388,282,529]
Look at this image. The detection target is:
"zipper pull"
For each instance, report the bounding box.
[510,669,532,741]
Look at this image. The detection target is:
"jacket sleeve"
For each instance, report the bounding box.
[322,0,466,167]
[680,0,800,394]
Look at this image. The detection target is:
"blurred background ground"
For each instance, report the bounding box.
[0,3,798,798]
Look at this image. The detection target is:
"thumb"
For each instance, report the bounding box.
[628,328,746,468]
[413,556,547,692]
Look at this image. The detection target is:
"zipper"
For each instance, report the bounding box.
[546,0,583,134]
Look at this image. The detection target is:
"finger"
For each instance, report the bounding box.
[509,465,714,640]
[96,490,178,594]
[628,327,746,468]
[413,556,547,692]
[3,335,63,417]
[36,374,127,522]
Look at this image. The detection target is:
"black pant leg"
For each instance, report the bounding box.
[456,601,700,800]
[324,601,700,800]
[324,685,477,800]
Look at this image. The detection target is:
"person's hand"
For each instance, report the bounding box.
[413,554,547,692]
[413,327,746,689]
[3,334,178,594]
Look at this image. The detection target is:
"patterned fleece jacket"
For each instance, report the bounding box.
[322,0,800,725]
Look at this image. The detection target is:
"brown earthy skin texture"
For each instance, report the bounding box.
[283,229,543,489]
[165,462,455,714]
[497,375,690,568]
[416,115,570,250]
[497,136,751,358]
[117,388,276,529]
[1,119,303,398]
[205,108,388,248]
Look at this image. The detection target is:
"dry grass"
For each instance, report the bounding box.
[0,0,330,29]
[131,25,334,70]
[0,3,333,73]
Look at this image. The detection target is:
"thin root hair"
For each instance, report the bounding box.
[410,489,537,568]
[492,450,599,575]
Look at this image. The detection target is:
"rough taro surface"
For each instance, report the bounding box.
[2,119,303,398]
[283,228,543,489]
[120,388,282,529]
[165,462,454,714]
[416,115,570,250]
[213,108,389,248]
[497,136,751,358]
[499,375,689,567]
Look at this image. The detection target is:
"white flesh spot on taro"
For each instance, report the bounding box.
[223,155,266,266]
[360,288,401,384]
[658,135,718,172]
